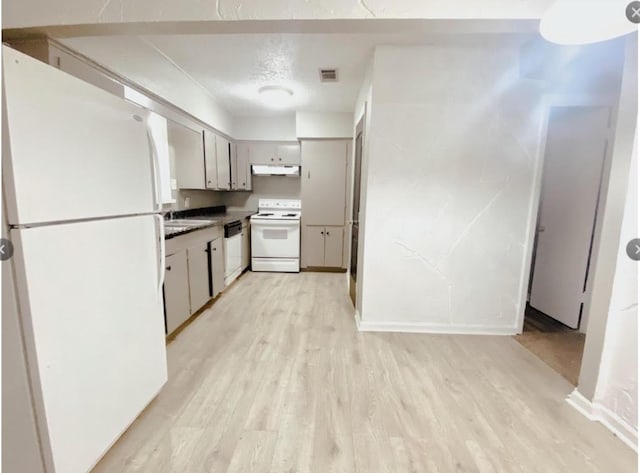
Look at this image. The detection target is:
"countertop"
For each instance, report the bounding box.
[164,207,256,240]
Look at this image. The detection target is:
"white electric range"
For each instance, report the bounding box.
[250,199,301,272]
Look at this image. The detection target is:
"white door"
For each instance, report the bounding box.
[251,220,301,258]
[11,215,167,473]
[3,46,157,225]
[530,106,611,328]
[224,234,243,282]
[301,141,347,226]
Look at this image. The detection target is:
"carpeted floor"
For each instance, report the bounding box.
[514,305,586,386]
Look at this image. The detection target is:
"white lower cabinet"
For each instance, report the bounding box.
[209,237,225,298]
[187,243,210,315]
[163,250,190,334]
[301,225,344,268]
[164,225,224,336]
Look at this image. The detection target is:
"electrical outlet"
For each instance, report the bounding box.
[184,197,190,208]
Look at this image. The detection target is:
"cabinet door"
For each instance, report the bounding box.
[241,222,250,270]
[301,225,326,268]
[276,143,301,165]
[215,135,231,190]
[187,243,211,314]
[236,143,252,190]
[301,141,347,226]
[229,142,239,190]
[210,238,225,298]
[164,251,190,334]
[249,142,277,164]
[203,129,218,190]
[324,226,344,268]
[170,121,206,190]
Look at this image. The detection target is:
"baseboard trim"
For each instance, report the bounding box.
[356,320,517,336]
[567,389,638,452]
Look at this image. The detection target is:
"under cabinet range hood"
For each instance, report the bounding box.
[251,165,300,177]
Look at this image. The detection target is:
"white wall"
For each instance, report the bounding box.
[358,44,545,333]
[57,36,234,136]
[222,177,301,211]
[592,137,637,440]
[296,112,354,139]
[233,115,297,141]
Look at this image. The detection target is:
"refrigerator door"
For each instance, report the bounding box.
[11,215,168,473]
[3,46,158,226]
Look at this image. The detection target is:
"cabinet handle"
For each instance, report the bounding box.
[321,231,324,235]
[208,180,212,184]
[308,171,310,179]
[271,158,274,161]
[166,266,172,271]
[279,157,282,161]
[326,231,330,236]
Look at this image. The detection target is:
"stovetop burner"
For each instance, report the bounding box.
[257,213,274,216]
[282,213,297,217]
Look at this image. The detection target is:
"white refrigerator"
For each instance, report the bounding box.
[2,46,168,473]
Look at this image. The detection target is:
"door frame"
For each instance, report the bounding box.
[516,94,616,335]
[349,109,366,308]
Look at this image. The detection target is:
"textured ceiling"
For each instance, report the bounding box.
[60,32,532,117]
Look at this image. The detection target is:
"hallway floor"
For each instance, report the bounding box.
[93,272,635,473]
[514,305,586,386]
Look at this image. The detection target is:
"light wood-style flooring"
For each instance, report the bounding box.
[515,305,586,386]
[93,272,636,473]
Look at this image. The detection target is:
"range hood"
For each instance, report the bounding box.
[251,165,300,177]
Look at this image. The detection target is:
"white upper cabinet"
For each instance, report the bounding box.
[170,121,206,190]
[276,143,301,165]
[301,141,348,226]
[203,129,218,190]
[248,142,300,165]
[233,143,252,191]
[215,134,231,190]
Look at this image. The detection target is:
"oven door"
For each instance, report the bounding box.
[251,219,300,258]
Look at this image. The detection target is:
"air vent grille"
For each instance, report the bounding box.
[319,68,338,82]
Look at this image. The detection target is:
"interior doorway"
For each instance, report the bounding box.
[349,114,364,306]
[517,103,612,386]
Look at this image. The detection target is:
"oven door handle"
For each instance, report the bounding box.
[251,219,300,227]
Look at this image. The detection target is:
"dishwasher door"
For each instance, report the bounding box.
[223,233,243,286]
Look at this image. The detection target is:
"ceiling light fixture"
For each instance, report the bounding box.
[540,0,637,45]
[258,85,294,108]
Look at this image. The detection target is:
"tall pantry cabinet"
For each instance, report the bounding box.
[301,140,351,269]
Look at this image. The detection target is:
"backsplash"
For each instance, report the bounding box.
[221,175,301,211]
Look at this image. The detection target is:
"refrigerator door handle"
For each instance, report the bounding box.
[154,215,166,295]
[146,123,163,213]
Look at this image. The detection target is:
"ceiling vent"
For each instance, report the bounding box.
[319,68,338,82]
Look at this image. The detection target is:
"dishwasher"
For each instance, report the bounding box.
[223,220,243,286]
